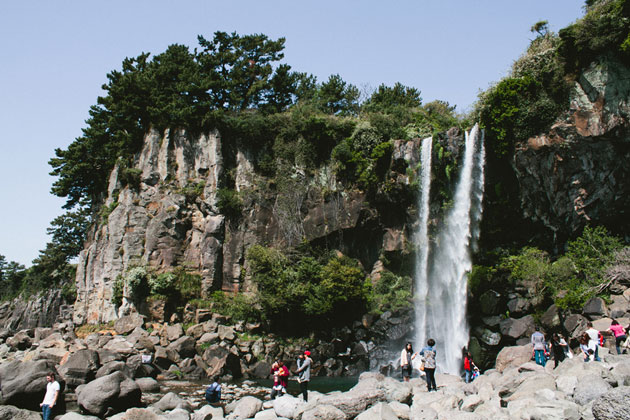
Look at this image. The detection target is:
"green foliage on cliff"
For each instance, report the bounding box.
[471,226,626,311]
[246,244,370,331]
[477,0,629,159]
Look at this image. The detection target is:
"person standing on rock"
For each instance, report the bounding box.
[420,339,437,392]
[463,352,474,383]
[585,322,601,361]
[40,372,60,420]
[549,333,567,368]
[270,360,290,399]
[608,319,627,355]
[400,342,418,382]
[531,326,547,367]
[296,350,312,402]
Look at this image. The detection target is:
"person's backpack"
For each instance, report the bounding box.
[205,382,220,402]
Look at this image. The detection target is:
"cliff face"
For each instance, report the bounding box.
[73,128,438,324]
[514,56,630,242]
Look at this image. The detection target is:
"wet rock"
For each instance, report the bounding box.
[479,290,501,315]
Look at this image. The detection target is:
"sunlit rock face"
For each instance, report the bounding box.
[73,125,455,324]
[515,56,630,242]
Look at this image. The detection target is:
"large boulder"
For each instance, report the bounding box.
[153,392,193,412]
[0,405,42,420]
[272,394,302,419]
[573,374,612,405]
[167,335,197,359]
[355,402,398,420]
[76,371,142,417]
[583,297,609,318]
[495,344,533,372]
[499,316,535,340]
[114,313,145,335]
[301,405,346,420]
[228,396,263,420]
[6,330,32,350]
[59,349,100,388]
[0,360,63,410]
[592,385,630,420]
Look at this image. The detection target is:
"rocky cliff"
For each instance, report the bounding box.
[72,125,455,324]
[514,55,630,243]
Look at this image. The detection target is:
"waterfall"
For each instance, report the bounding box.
[414,125,485,374]
[414,137,433,352]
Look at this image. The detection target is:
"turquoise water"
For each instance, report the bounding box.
[250,376,359,394]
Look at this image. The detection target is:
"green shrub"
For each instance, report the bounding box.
[216,188,243,218]
[149,272,176,295]
[370,271,412,313]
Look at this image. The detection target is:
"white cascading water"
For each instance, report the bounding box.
[413,137,433,353]
[414,124,485,374]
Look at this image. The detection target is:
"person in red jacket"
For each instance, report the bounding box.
[270,360,289,399]
[463,352,474,383]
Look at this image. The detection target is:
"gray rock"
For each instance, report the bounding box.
[135,377,160,393]
[162,407,191,420]
[499,315,535,340]
[0,405,42,420]
[272,394,302,419]
[106,407,160,420]
[494,344,533,372]
[355,402,398,420]
[564,314,590,340]
[6,330,32,350]
[507,297,531,316]
[479,290,501,315]
[154,391,193,412]
[255,409,279,420]
[58,413,101,420]
[387,401,410,420]
[229,395,263,420]
[166,324,185,342]
[218,325,236,341]
[409,403,438,420]
[192,405,224,420]
[583,297,609,317]
[114,313,145,335]
[592,385,630,420]
[0,359,62,410]
[540,304,562,330]
[301,404,346,420]
[96,360,131,379]
[167,335,197,359]
[59,349,101,388]
[573,374,612,405]
[76,371,142,417]
[460,394,483,412]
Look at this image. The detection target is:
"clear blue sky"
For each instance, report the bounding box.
[0,1,585,266]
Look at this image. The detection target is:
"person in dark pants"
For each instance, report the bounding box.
[549,333,566,368]
[420,339,437,392]
[296,350,312,402]
[205,376,222,405]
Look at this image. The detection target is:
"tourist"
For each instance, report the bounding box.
[40,372,60,420]
[549,333,566,368]
[585,322,601,361]
[270,360,289,399]
[580,333,595,362]
[463,352,474,383]
[420,338,437,392]
[400,342,417,382]
[205,376,222,405]
[608,319,627,355]
[559,333,573,359]
[531,326,547,366]
[296,350,312,402]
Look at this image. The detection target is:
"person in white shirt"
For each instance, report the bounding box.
[585,322,601,361]
[40,372,60,420]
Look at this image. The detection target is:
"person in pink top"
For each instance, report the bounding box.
[608,319,627,354]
